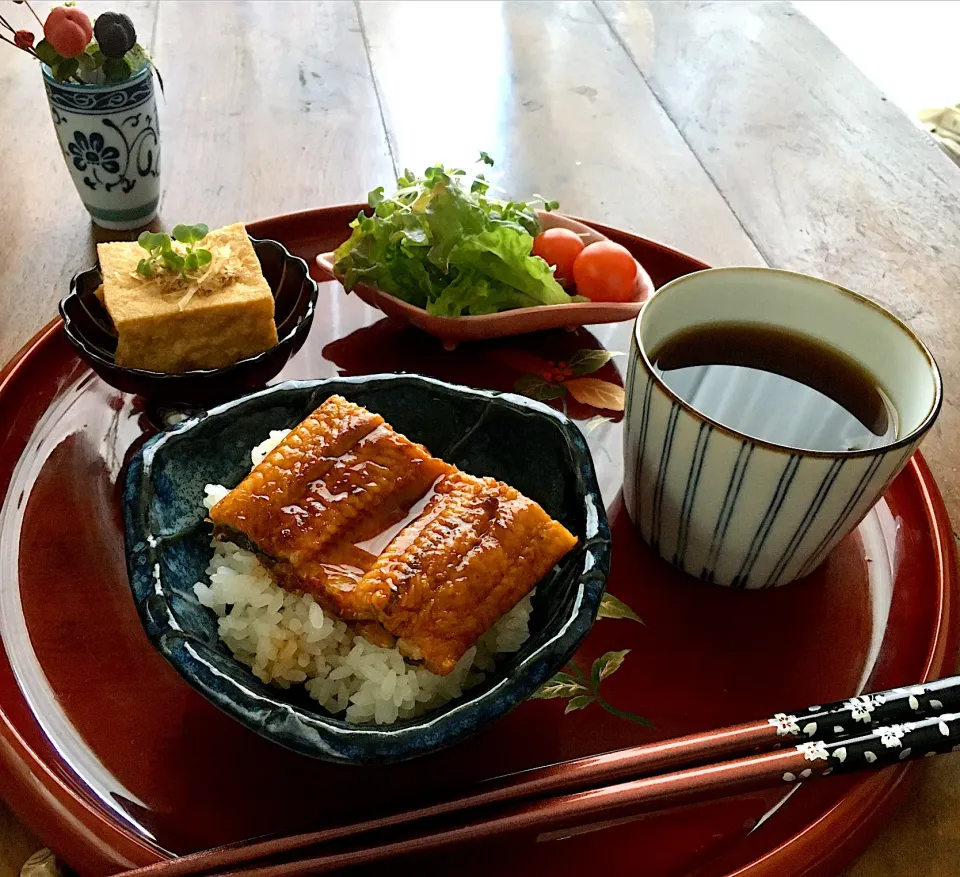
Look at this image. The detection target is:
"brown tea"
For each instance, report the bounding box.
[649,323,898,452]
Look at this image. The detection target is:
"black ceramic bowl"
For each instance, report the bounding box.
[123,375,611,765]
[59,236,318,405]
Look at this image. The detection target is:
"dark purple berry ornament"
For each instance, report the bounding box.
[93,11,136,58]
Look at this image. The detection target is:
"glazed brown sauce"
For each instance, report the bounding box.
[316,477,446,594]
[354,478,444,557]
[262,413,451,601]
[650,323,898,452]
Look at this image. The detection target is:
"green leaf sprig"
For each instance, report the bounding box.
[510,349,627,412]
[136,224,212,280]
[597,591,645,624]
[530,590,650,726]
[531,650,651,725]
[36,37,151,83]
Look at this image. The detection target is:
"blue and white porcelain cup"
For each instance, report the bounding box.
[42,65,161,231]
[623,267,942,588]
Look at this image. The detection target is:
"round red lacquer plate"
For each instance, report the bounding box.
[0,207,956,877]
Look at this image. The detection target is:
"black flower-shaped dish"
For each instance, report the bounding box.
[59,236,318,405]
[123,375,611,765]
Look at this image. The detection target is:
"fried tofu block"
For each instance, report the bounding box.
[354,472,578,675]
[210,395,453,617]
[99,222,278,373]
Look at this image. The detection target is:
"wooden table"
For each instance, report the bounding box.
[1,1,958,874]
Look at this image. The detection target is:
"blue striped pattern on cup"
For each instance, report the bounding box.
[623,362,927,588]
[622,267,941,589]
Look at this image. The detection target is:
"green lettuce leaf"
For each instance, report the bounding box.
[452,227,570,306]
[332,163,574,317]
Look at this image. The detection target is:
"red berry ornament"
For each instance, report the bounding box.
[44,6,93,59]
[14,30,35,50]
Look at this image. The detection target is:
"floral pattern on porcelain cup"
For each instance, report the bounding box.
[42,65,160,231]
[623,267,942,588]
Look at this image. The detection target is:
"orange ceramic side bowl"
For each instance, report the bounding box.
[316,212,654,349]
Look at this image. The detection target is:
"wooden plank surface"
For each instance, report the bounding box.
[357,0,761,501]
[599,0,960,531]
[0,0,159,367]
[0,0,392,868]
[358,0,762,268]
[151,1,393,226]
[0,1,958,875]
[597,3,960,875]
[0,0,393,366]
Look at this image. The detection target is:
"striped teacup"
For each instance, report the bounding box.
[623,267,941,588]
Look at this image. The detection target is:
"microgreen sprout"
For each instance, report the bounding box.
[137,223,212,279]
[333,158,573,317]
[533,194,560,212]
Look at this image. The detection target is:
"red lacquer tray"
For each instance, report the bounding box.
[0,207,956,877]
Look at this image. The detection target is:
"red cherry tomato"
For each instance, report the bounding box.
[44,6,93,59]
[572,240,638,302]
[532,227,585,284]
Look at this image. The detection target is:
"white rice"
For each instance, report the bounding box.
[194,431,534,725]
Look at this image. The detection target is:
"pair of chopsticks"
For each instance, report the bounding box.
[124,675,960,877]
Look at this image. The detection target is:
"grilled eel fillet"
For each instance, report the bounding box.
[354,472,579,675]
[209,395,577,675]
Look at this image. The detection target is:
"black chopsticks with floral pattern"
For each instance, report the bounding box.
[117,678,960,877]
